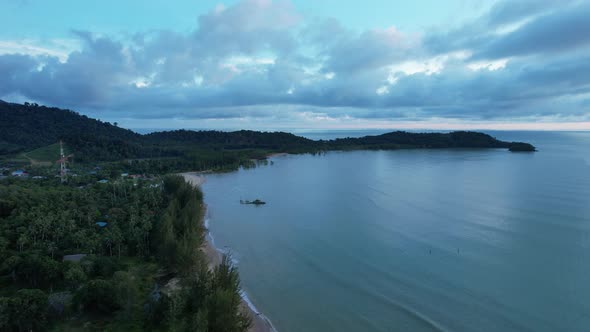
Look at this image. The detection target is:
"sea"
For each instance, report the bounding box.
[200,131,590,332]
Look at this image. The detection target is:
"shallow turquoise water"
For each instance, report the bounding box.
[202,131,590,332]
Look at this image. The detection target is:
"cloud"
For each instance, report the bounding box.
[475,1,590,59]
[0,54,38,95]
[0,0,589,127]
[320,26,416,75]
[0,39,76,62]
[424,0,589,58]
[193,0,300,57]
[485,0,565,26]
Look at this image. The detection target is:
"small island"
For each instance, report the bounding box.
[240,199,267,205]
[508,142,537,152]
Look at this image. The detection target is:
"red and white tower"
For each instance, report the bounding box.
[56,140,73,183]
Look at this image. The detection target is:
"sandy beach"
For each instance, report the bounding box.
[181,172,275,332]
[181,172,207,187]
[266,152,289,158]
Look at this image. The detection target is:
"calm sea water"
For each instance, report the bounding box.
[201,131,590,332]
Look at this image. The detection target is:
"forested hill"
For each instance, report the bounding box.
[329,131,512,149]
[145,129,316,151]
[0,101,143,159]
[0,100,535,162]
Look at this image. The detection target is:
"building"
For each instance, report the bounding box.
[11,170,29,177]
[96,221,108,228]
[63,254,87,262]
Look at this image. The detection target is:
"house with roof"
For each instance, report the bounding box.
[11,170,29,177]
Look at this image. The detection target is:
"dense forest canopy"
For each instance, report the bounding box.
[0,101,141,158]
[0,176,250,331]
[0,101,535,163]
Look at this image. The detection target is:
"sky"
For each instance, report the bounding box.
[1,0,589,130]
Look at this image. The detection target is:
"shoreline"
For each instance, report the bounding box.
[265,152,288,158]
[180,172,277,332]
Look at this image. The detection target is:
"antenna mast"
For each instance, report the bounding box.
[57,140,73,183]
[60,140,66,183]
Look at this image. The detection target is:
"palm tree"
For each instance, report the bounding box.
[47,242,58,259]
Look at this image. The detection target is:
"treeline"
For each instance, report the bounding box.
[145,129,317,151]
[0,101,314,161]
[157,175,205,274]
[327,131,535,151]
[327,131,510,149]
[154,176,251,331]
[0,100,535,164]
[0,176,250,331]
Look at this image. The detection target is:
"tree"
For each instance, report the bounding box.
[207,255,251,332]
[46,241,57,259]
[74,279,120,314]
[0,236,8,260]
[64,264,87,290]
[113,271,139,319]
[0,297,11,330]
[14,254,60,289]
[9,289,48,332]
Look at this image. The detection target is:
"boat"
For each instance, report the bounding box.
[240,199,266,205]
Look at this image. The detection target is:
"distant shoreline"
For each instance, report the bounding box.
[266,152,289,158]
[180,172,276,332]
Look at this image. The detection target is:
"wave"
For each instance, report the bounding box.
[240,290,279,332]
[204,218,278,332]
[379,297,448,332]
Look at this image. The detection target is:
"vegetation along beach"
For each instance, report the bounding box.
[2,0,589,330]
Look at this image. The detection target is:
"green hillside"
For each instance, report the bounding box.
[0,101,143,161]
[0,100,535,165]
[22,142,73,164]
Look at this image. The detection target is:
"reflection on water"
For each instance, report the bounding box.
[202,131,590,332]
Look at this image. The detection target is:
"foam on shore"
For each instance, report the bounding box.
[203,216,278,332]
[184,168,278,332]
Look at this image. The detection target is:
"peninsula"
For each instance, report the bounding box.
[0,101,536,331]
[1,101,535,169]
